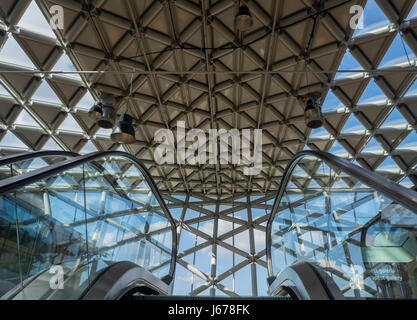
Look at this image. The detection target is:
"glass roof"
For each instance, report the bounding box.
[0,0,416,297]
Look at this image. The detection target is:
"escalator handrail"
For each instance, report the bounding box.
[266,150,417,281]
[0,150,77,167]
[0,150,177,285]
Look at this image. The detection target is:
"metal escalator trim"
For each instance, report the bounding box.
[268,261,343,300]
[0,150,177,285]
[266,150,417,281]
[0,151,77,167]
[80,261,169,300]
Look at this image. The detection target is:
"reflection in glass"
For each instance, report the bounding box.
[270,156,417,299]
[0,155,173,299]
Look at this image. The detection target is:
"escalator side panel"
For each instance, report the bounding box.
[268,261,343,300]
[81,261,168,300]
[0,151,176,300]
[267,150,417,299]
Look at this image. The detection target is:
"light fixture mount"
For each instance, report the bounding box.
[235,4,253,31]
[96,93,116,129]
[111,113,136,144]
[304,92,324,129]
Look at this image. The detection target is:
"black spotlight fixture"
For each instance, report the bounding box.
[304,92,324,129]
[111,113,136,144]
[88,102,102,119]
[235,3,253,31]
[96,93,116,129]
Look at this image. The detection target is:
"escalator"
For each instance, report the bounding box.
[2,149,417,300]
[0,151,177,300]
[266,150,417,299]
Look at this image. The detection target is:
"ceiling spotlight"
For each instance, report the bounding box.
[111,113,136,144]
[235,4,253,31]
[88,102,102,119]
[96,93,116,129]
[304,92,324,129]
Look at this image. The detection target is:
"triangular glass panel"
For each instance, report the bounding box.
[407,2,417,19]
[336,49,362,79]
[42,137,63,150]
[123,164,141,177]
[405,79,417,96]
[251,207,266,220]
[233,209,247,221]
[377,156,398,170]
[0,131,28,149]
[307,179,321,189]
[292,165,309,178]
[52,54,80,80]
[331,178,350,189]
[341,114,366,133]
[136,180,151,189]
[322,90,345,111]
[353,1,390,37]
[357,79,386,104]
[80,140,98,154]
[14,109,40,127]
[101,159,122,175]
[84,177,105,188]
[361,138,384,153]
[397,131,417,149]
[22,157,47,170]
[58,114,83,133]
[379,33,415,67]
[17,1,56,38]
[0,83,11,96]
[310,127,331,138]
[169,207,182,221]
[75,91,95,110]
[399,176,414,188]
[381,108,407,127]
[329,140,349,156]
[32,80,61,103]
[116,145,125,152]
[184,209,203,220]
[0,36,36,68]
[50,176,72,188]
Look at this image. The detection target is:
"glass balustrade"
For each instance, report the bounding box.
[0,154,174,299]
[269,154,417,299]
[0,154,73,180]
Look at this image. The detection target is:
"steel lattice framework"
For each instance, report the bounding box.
[0,0,417,296]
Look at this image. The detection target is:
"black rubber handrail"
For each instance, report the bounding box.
[0,150,177,285]
[266,150,417,283]
[0,150,77,167]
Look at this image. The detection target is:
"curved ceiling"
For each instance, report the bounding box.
[0,0,416,196]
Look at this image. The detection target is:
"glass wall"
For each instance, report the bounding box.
[270,155,417,298]
[0,155,173,299]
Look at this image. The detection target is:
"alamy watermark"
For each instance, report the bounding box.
[153,121,263,175]
[49,5,64,30]
[349,5,365,30]
[49,265,64,290]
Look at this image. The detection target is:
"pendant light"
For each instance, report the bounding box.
[88,102,102,119]
[304,92,323,129]
[96,93,116,129]
[111,113,136,144]
[235,2,253,31]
